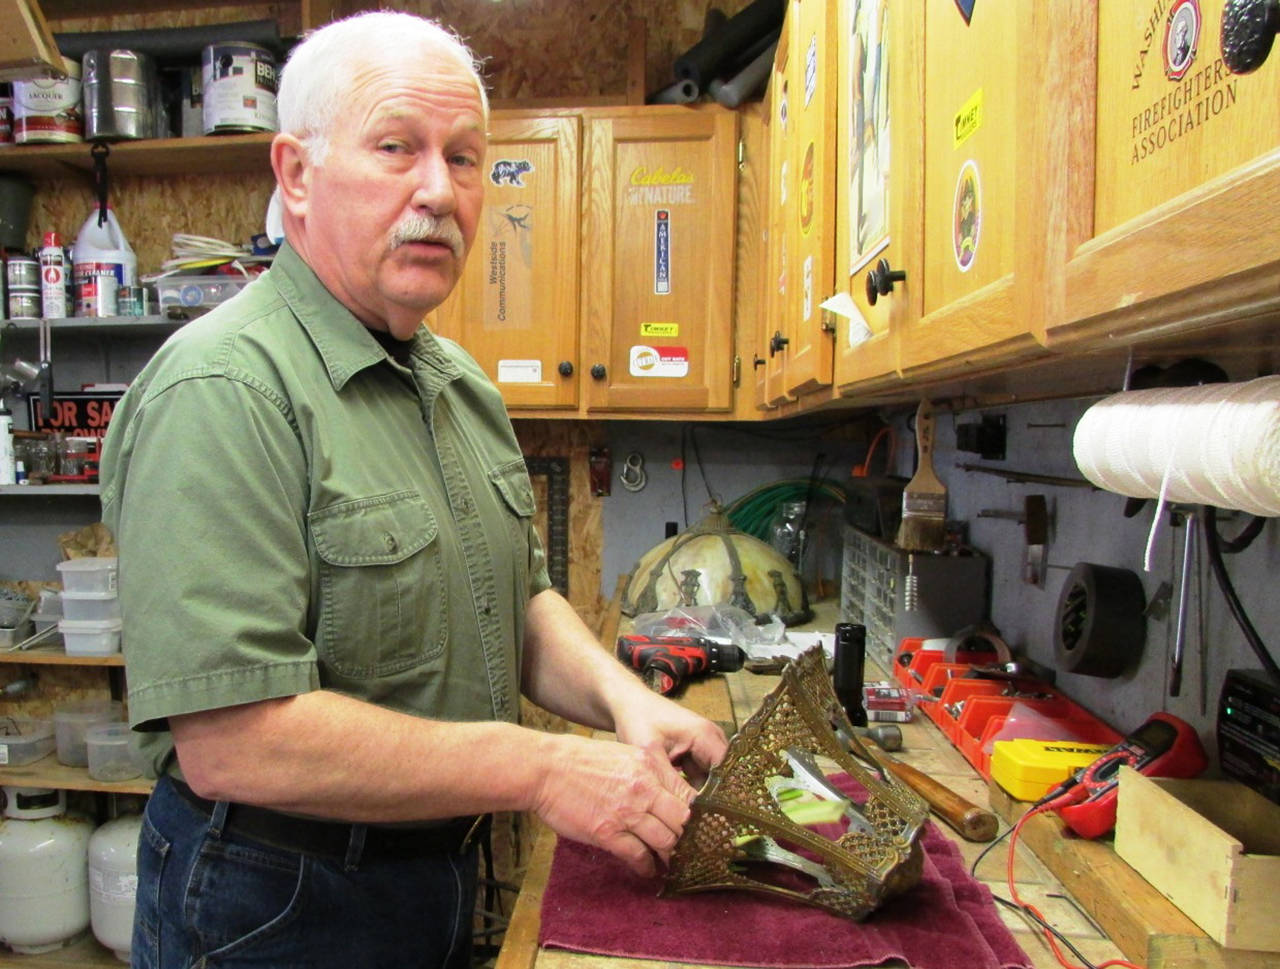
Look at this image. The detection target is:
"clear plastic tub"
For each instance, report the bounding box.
[59,617,123,656]
[60,590,121,623]
[0,719,55,767]
[56,557,118,594]
[86,723,140,782]
[54,700,123,767]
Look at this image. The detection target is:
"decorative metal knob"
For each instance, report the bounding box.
[1221,0,1280,74]
[865,258,906,306]
[752,355,767,369]
[768,331,789,357]
[590,364,607,380]
[557,360,574,377]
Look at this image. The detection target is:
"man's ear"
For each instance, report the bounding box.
[271,133,311,218]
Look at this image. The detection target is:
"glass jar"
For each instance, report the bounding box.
[768,499,807,570]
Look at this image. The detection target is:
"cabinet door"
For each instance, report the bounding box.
[775,0,837,399]
[582,109,738,412]
[894,0,1044,376]
[434,115,581,409]
[832,0,905,393]
[1,0,63,80]
[1053,0,1280,347]
[760,22,796,409]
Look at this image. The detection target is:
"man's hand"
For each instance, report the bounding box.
[530,733,697,877]
[611,690,729,788]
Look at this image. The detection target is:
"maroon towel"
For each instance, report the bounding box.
[539,794,1032,969]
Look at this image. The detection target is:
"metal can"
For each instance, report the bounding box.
[6,255,39,291]
[7,291,41,319]
[0,82,13,145]
[201,43,277,134]
[116,284,150,317]
[84,268,120,318]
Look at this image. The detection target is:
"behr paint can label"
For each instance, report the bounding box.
[13,63,83,144]
[201,43,278,134]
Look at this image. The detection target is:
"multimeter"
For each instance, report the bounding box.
[1048,712,1207,839]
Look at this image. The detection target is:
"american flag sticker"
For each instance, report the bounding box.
[654,210,671,295]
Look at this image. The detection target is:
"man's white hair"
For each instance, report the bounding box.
[276,11,489,165]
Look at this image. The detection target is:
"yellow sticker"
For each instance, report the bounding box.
[953,88,982,148]
[641,322,679,338]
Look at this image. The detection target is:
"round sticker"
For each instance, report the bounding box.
[952,159,981,273]
[1163,0,1200,81]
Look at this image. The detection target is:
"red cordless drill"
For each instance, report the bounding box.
[616,633,746,695]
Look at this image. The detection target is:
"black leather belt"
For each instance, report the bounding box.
[167,777,486,862]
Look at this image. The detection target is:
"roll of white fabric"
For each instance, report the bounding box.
[1073,376,1280,517]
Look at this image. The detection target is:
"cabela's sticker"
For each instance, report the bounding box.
[1163,0,1199,81]
[953,89,982,148]
[952,159,981,272]
[654,210,671,295]
[802,254,814,322]
[490,159,534,186]
[497,360,542,384]
[804,34,818,107]
[629,345,689,378]
[799,141,815,236]
[627,166,695,205]
[641,322,679,337]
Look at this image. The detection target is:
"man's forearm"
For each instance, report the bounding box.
[170,690,554,822]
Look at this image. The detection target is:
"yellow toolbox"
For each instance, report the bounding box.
[989,738,1112,802]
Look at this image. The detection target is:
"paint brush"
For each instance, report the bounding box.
[895,399,948,552]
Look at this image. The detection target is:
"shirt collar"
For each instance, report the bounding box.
[268,241,462,390]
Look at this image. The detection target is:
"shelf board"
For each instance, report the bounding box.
[0,755,153,795]
[0,931,124,969]
[0,132,274,178]
[0,484,101,496]
[3,314,189,338]
[0,642,123,665]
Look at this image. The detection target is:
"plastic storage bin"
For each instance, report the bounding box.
[86,724,140,782]
[59,617,122,656]
[55,557,118,594]
[54,700,123,767]
[60,591,121,622]
[155,274,251,309]
[0,719,55,767]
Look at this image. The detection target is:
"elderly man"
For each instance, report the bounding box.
[100,12,727,969]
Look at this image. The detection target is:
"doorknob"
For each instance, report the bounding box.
[768,331,789,357]
[557,361,574,376]
[590,364,607,380]
[865,258,906,306]
[1221,0,1280,74]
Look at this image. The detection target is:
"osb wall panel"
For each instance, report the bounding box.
[31,172,275,279]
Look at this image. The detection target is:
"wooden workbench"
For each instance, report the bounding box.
[492,600,1268,969]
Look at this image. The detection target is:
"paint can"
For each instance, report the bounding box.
[12,62,83,144]
[7,292,41,320]
[6,256,39,292]
[82,49,161,142]
[201,43,277,134]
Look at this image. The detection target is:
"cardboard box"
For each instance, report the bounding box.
[1115,766,1280,953]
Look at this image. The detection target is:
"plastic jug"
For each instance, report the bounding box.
[72,206,136,318]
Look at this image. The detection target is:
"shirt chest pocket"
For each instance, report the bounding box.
[309,491,445,677]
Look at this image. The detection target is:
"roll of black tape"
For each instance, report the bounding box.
[1054,562,1147,677]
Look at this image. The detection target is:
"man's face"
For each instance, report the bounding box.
[296,49,486,338]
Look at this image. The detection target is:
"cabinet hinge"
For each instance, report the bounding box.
[732,354,742,386]
[737,139,745,172]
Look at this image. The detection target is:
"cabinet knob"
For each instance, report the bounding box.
[752,355,767,370]
[557,360,574,377]
[865,258,907,306]
[1221,0,1279,74]
[590,364,607,380]
[768,331,789,357]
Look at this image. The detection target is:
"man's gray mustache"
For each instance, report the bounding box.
[390,216,465,260]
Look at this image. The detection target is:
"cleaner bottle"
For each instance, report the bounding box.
[72,205,136,318]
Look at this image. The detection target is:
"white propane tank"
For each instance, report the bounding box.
[89,811,142,962]
[0,786,93,954]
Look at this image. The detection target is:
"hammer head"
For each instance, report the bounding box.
[857,724,903,751]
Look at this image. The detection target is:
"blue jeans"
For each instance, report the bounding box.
[133,776,479,969]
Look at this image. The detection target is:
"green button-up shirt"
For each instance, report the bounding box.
[100,243,550,778]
